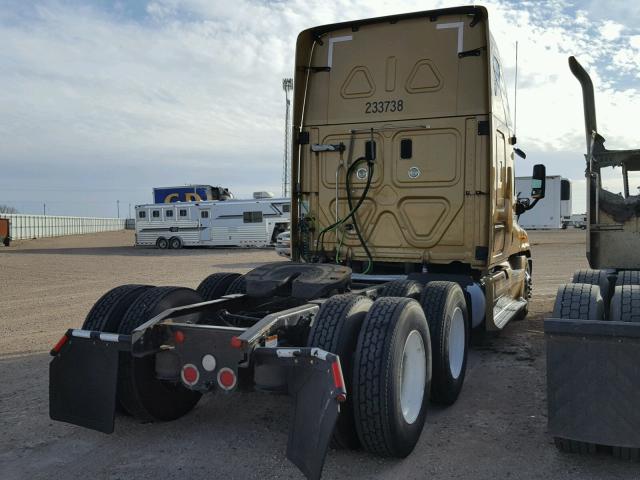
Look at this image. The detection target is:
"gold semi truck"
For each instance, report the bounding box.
[49,6,546,479]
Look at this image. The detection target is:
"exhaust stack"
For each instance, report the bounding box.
[568,56,598,154]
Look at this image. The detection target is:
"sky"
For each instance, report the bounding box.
[1,0,639,217]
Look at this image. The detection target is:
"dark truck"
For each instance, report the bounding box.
[546,57,640,460]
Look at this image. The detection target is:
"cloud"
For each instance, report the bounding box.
[0,0,639,216]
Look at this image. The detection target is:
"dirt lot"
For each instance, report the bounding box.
[0,230,636,479]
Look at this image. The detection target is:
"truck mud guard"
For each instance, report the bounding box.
[50,326,345,480]
[49,329,131,434]
[253,347,346,480]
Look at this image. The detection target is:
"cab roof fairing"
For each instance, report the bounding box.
[292,5,489,130]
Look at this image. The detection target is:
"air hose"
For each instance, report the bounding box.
[315,157,373,255]
[346,159,374,274]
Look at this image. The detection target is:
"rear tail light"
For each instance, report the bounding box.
[217,367,237,390]
[181,364,200,386]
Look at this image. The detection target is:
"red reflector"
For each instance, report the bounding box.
[217,368,237,390]
[230,336,243,349]
[181,364,199,386]
[51,334,69,355]
[331,360,345,390]
[174,330,185,344]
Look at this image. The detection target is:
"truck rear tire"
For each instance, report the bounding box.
[225,275,246,295]
[610,285,640,323]
[353,297,431,457]
[307,294,373,449]
[156,237,168,249]
[572,269,610,304]
[419,281,469,405]
[83,284,153,332]
[168,236,182,249]
[612,446,640,461]
[552,283,604,320]
[197,272,241,300]
[378,279,423,299]
[117,286,204,422]
[616,270,640,286]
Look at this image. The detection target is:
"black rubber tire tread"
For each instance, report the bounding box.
[168,236,182,249]
[307,294,373,449]
[156,237,168,249]
[554,437,597,455]
[572,269,610,303]
[552,283,604,321]
[616,270,640,286]
[225,275,247,295]
[83,284,153,332]
[353,297,431,458]
[610,285,640,323]
[419,281,469,405]
[612,446,640,461]
[378,279,423,299]
[117,286,204,422]
[196,272,241,300]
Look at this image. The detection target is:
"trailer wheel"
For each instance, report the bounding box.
[353,297,431,457]
[156,237,168,249]
[572,269,611,304]
[168,236,182,249]
[225,275,246,295]
[419,281,469,405]
[117,286,204,422]
[378,279,423,299]
[196,272,241,300]
[610,285,640,323]
[307,294,373,449]
[83,284,154,332]
[552,283,604,320]
[616,270,640,286]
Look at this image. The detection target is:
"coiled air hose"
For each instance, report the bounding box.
[315,156,374,273]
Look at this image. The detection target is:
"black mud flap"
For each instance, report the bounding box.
[49,332,125,433]
[254,347,345,480]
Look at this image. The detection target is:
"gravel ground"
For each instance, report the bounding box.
[0,229,636,479]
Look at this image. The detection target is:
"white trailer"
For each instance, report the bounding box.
[135,198,290,249]
[515,176,571,229]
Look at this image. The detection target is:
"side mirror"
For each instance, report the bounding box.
[531,164,546,199]
[514,148,527,159]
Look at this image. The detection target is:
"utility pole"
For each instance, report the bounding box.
[128,203,132,218]
[282,78,293,198]
[117,200,120,218]
[43,203,46,216]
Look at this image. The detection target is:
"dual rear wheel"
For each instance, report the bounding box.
[83,284,205,423]
[308,278,469,457]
